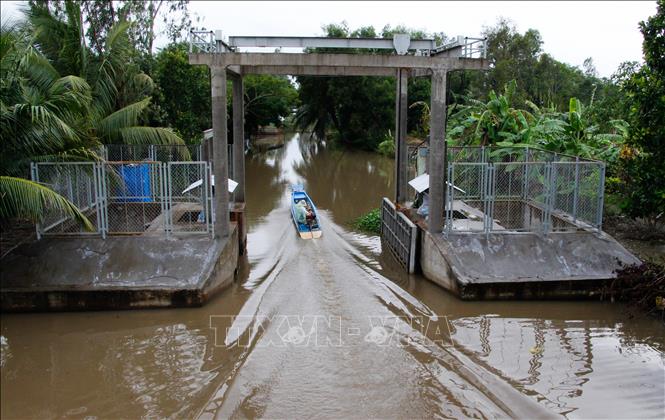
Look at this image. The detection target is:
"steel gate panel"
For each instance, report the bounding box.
[380,197,418,273]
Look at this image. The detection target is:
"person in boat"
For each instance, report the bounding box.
[295,200,308,225]
[305,204,316,228]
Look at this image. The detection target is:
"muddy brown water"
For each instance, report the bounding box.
[1,133,664,419]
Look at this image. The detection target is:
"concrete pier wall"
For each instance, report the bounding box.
[420,229,641,300]
[1,224,240,312]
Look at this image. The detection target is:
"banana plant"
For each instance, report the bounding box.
[448,81,627,165]
[449,80,537,147]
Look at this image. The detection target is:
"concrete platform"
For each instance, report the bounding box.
[0,223,239,312]
[420,230,641,300]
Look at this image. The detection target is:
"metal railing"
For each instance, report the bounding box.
[433,36,487,59]
[190,30,217,53]
[32,161,214,238]
[30,162,104,236]
[443,152,605,235]
[189,29,487,58]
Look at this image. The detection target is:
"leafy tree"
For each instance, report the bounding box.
[243,74,298,136]
[295,23,433,150]
[152,43,298,143]
[481,18,543,104]
[456,18,615,114]
[616,0,665,222]
[152,43,210,143]
[30,0,192,56]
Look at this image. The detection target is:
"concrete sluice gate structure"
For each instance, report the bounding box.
[398,146,641,299]
[1,143,246,312]
[0,32,639,309]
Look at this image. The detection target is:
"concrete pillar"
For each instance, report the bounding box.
[232,75,245,203]
[211,66,229,237]
[429,69,447,233]
[395,68,409,203]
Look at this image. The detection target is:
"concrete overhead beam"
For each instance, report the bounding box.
[189,53,489,72]
[226,65,242,77]
[241,65,396,77]
[410,60,490,77]
[228,36,436,51]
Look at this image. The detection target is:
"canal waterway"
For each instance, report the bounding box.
[1,133,663,418]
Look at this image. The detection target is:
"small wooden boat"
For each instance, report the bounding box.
[290,185,322,239]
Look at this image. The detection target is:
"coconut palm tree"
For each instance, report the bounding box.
[1,20,93,227]
[2,2,188,227]
[27,2,185,147]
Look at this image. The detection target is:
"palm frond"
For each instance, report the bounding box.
[119,126,184,146]
[95,97,151,140]
[0,176,93,230]
[20,48,60,92]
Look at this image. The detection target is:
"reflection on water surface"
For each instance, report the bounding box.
[1,133,663,419]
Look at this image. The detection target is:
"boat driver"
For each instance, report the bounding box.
[305,204,316,227]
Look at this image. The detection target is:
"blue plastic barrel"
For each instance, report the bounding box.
[119,164,151,202]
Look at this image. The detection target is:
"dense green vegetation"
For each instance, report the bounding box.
[294,6,663,223]
[613,3,665,223]
[2,1,185,224]
[353,208,381,235]
[295,23,433,150]
[1,0,662,229]
[0,0,297,224]
[151,43,298,143]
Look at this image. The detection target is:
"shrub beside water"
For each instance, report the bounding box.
[376,132,395,157]
[600,261,665,319]
[354,208,381,234]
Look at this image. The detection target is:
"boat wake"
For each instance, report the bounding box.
[199,204,555,419]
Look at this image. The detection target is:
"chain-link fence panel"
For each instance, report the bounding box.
[153,145,198,162]
[104,144,204,163]
[448,146,484,163]
[103,162,166,234]
[521,162,551,232]
[486,147,528,163]
[450,162,486,200]
[446,162,488,233]
[579,162,604,230]
[105,144,152,162]
[525,148,579,163]
[566,162,604,230]
[494,162,525,200]
[549,162,604,231]
[551,162,577,231]
[32,163,101,236]
[167,162,212,234]
[492,163,529,232]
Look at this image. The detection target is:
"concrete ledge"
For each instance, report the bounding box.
[1,224,239,312]
[420,229,641,300]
